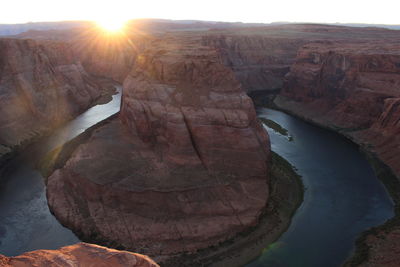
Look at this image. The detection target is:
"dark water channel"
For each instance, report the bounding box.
[0,86,121,256]
[248,108,394,267]
[0,91,394,267]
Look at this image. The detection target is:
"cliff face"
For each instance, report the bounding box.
[0,243,159,267]
[0,38,106,160]
[203,34,305,92]
[201,25,400,93]
[46,34,270,261]
[73,32,151,83]
[275,40,400,266]
[277,41,400,172]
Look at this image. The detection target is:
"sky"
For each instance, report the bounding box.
[0,0,399,25]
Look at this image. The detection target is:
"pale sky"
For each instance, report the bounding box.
[1,0,399,25]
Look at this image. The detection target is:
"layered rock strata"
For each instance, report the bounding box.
[46,35,270,261]
[202,25,400,93]
[0,38,107,161]
[72,31,151,83]
[203,34,305,92]
[275,40,400,266]
[0,243,159,267]
[277,41,400,174]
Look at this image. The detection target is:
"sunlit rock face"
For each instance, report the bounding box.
[0,38,103,159]
[73,33,151,83]
[0,243,159,267]
[47,34,270,261]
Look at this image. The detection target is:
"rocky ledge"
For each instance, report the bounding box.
[46,34,270,262]
[0,243,158,267]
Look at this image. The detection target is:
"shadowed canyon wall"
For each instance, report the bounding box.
[0,38,108,161]
[277,41,400,176]
[4,24,400,266]
[275,40,400,266]
[46,33,270,263]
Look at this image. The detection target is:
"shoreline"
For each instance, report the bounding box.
[0,79,117,176]
[253,92,400,266]
[160,152,304,267]
[41,117,304,267]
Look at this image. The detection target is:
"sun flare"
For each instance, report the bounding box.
[96,19,127,32]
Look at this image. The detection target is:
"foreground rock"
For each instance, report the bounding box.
[46,34,270,262]
[275,40,400,266]
[0,243,158,267]
[0,38,109,162]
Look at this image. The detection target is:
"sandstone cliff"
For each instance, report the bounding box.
[275,40,400,266]
[202,34,305,92]
[46,34,270,262]
[0,38,109,161]
[0,243,158,267]
[72,30,151,83]
[277,41,400,172]
[201,25,400,94]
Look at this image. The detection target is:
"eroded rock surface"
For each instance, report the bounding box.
[275,40,400,267]
[277,41,400,174]
[47,34,270,261]
[0,243,158,267]
[0,38,106,161]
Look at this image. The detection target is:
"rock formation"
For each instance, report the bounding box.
[275,40,400,266]
[0,38,110,162]
[277,41,400,173]
[0,243,159,267]
[46,34,270,262]
[202,25,400,93]
[72,31,151,83]
[202,33,305,92]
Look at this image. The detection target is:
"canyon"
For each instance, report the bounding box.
[2,22,400,266]
[46,32,271,263]
[274,40,400,266]
[0,38,114,164]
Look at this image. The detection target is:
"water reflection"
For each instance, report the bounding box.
[248,108,394,267]
[0,85,121,256]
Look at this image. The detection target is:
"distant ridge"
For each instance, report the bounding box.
[1,19,399,36]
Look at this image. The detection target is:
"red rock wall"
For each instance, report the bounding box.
[278,41,400,175]
[0,38,103,158]
[47,34,270,261]
[275,40,400,267]
[202,34,305,92]
[121,36,270,175]
[72,33,150,83]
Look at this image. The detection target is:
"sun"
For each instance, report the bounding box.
[96,19,127,33]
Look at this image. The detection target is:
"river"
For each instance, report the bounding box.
[0,91,394,266]
[248,108,394,267]
[0,85,122,256]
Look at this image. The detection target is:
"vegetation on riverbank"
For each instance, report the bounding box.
[259,118,294,141]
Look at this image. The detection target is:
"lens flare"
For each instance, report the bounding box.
[96,18,127,32]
